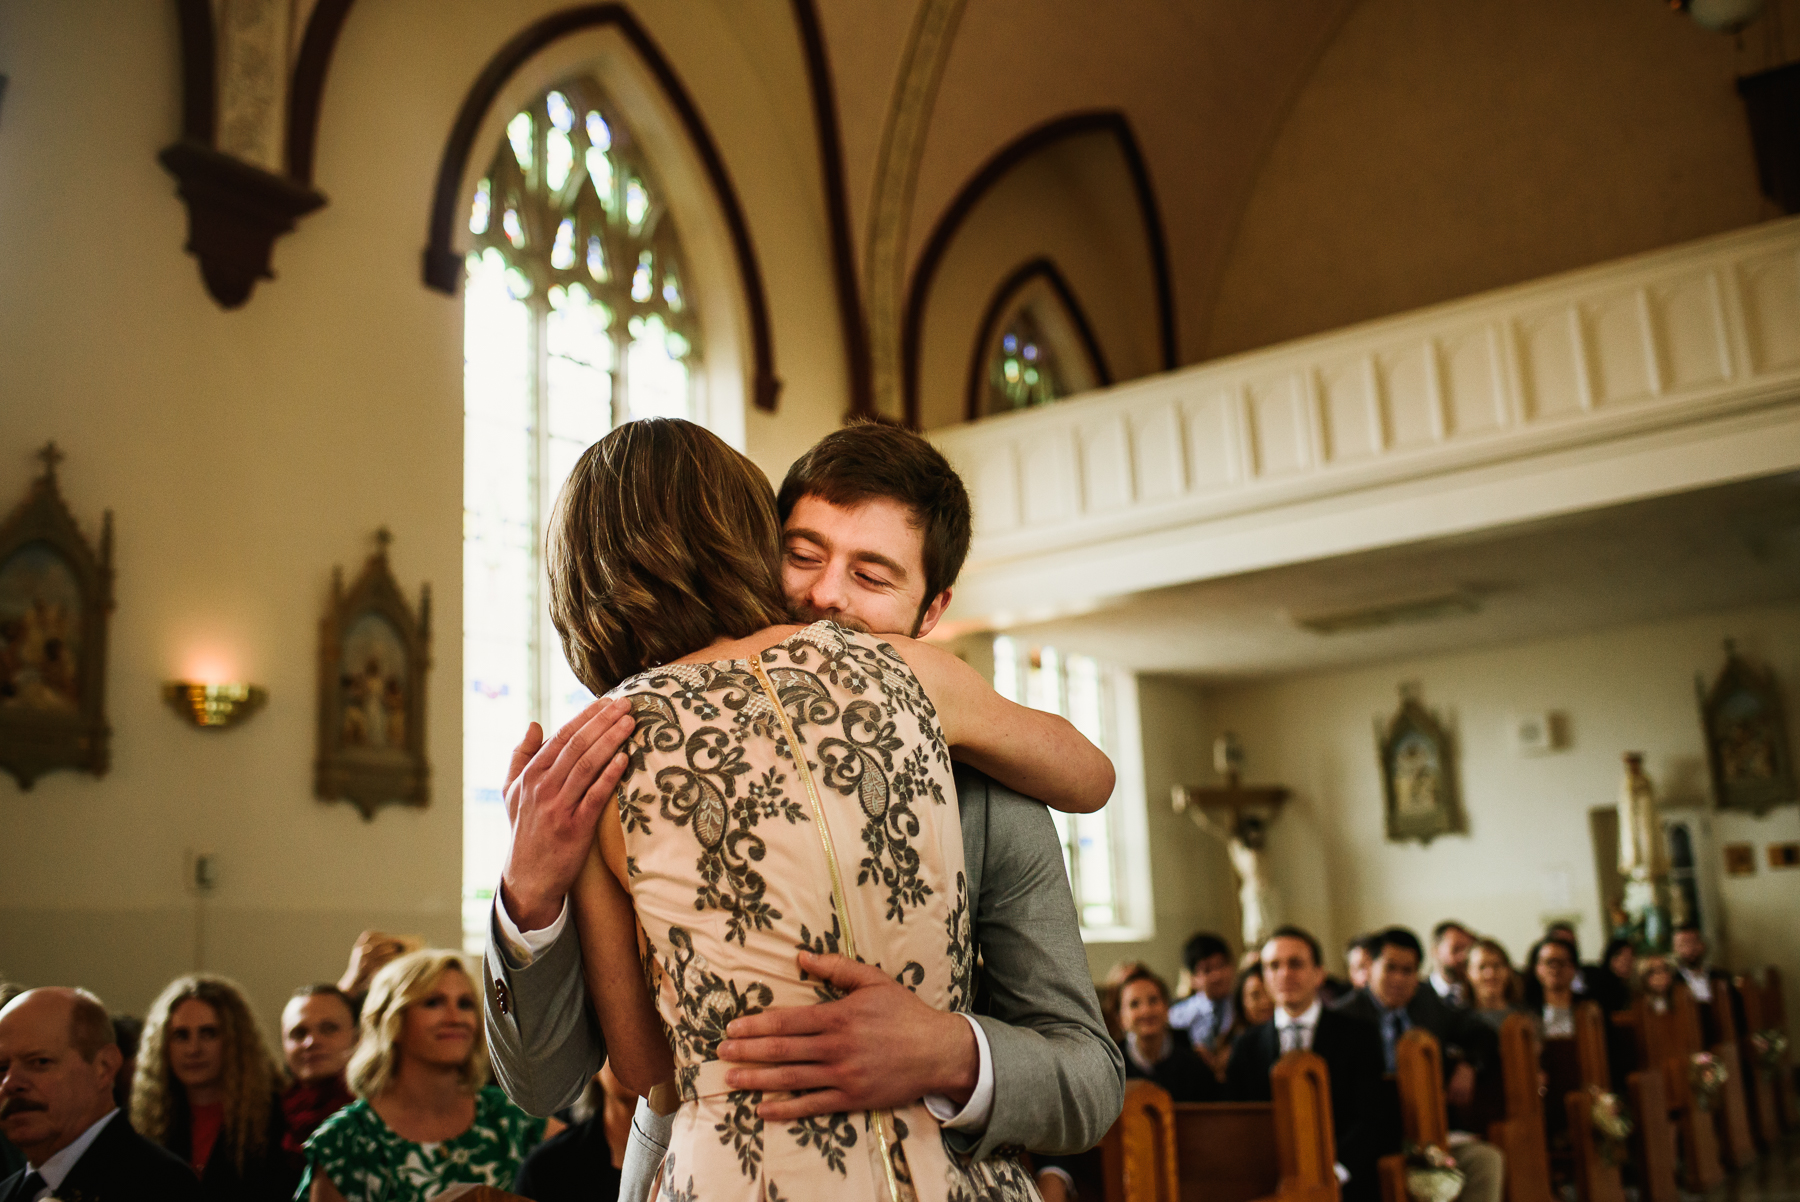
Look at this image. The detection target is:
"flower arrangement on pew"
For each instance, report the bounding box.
[1587,1085,1634,1167]
[1750,1029,1788,1075]
[1403,1143,1466,1202]
[1688,1051,1729,1111]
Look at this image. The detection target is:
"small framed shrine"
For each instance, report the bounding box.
[0,444,114,789]
[1696,640,1795,816]
[316,529,432,819]
[1376,685,1462,845]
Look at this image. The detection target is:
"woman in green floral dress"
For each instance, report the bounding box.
[299,950,560,1201]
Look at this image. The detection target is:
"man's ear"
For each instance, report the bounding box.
[94,1044,122,1089]
[912,588,952,639]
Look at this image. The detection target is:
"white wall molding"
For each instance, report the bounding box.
[934,218,1800,622]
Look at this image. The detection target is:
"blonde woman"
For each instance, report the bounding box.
[300,950,559,1201]
[132,974,294,1198]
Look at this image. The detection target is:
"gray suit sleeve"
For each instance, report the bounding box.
[481,904,607,1117]
[952,773,1126,1159]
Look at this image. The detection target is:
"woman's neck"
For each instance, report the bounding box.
[385,1057,467,1114]
[1134,1029,1166,1063]
[1544,987,1573,1009]
[184,1081,226,1108]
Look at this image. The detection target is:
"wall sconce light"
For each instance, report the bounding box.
[164,682,267,729]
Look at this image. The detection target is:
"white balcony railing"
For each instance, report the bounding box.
[933,218,1800,622]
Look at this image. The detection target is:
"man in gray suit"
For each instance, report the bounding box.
[485,422,1124,1197]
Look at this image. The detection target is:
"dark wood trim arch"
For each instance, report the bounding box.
[964,256,1112,423]
[902,109,1173,429]
[789,0,871,419]
[286,0,357,184]
[423,5,780,411]
[172,0,216,143]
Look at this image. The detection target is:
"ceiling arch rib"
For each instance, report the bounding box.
[903,109,1175,431]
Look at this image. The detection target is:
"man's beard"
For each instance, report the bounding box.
[786,600,873,634]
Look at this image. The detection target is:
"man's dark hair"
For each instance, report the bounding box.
[1370,927,1424,965]
[1673,923,1703,936]
[1346,933,1377,956]
[1431,920,1471,943]
[1264,925,1323,967]
[1545,920,1580,954]
[1182,932,1233,973]
[776,420,973,621]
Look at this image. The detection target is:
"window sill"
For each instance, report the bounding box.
[1077,924,1153,944]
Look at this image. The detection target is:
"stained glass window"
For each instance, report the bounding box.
[992,636,1122,930]
[463,79,701,950]
[985,308,1064,416]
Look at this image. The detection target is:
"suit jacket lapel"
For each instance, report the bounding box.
[54,1112,128,1198]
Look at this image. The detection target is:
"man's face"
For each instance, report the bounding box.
[1435,927,1475,978]
[1261,936,1324,1015]
[1370,946,1421,1010]
[1346,946,1372,989]
[282,994,357,1083]
[1190,953,1235,1002]
[781,494,950,638]
[0,994,120,1164]
[1673,930,1706,968]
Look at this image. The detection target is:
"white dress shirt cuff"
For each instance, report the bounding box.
[922,1013,995,1132]
[493,892,569,968]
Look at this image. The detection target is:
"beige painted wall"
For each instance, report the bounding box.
[1199,601,1800,992]
[1206,0,1785,359]
[914,131,1165,431]
[1080,675,1242,985]
[0,0,845,1032]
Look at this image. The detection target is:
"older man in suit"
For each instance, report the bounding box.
[484,422,1125,1201]
[1227,926,1391,1202]
[0,988,198,1202]
[1333,928,1504,1202]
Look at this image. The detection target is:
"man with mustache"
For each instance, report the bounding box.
[0,988,199,1201]
[485,421,1124,1199]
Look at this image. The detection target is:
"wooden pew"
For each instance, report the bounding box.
[1736,972,1783,1147]
[429,1189,532,1202]
[1487,1014,1554,1202]
[1377,1029,1446,1202]
[1630,987,1724,1191]
[1101,1052,1341,1202]
[1766,967,1799,1130]
[1699,972,1757,1167]
[1606,1006,1682,1202]
[1563,1003,1624,1202]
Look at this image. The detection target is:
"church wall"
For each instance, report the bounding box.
[1081,675,1244,985]
[0,0,846,1031]
[1205,0,1783,360]
[914,131,1165,431]
[1196,601,1800,993]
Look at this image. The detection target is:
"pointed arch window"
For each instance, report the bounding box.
[462,78,700,948]
[971,263,1109,422]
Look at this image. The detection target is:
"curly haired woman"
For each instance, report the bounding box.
[132,974,295,1199]
[300,949,559,1201]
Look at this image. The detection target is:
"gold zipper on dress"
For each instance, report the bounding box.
[748,655,903,1202]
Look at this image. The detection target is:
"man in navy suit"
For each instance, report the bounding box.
[1226,926,1392,1202]
[0,988,198,1202]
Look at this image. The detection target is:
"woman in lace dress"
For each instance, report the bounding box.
[549,419,1113,1202]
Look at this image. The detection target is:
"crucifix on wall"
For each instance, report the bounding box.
[1172,732,1290,950]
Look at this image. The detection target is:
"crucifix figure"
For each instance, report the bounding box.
[1173,732,1290,950]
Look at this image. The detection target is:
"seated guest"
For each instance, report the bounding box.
[1345,934,1377,991]
[1115,968,1219,1102]
[1523,937,1580,1037]
[279,986,358,1164]
[1333,927,1503,1202]
[513,1061,632,1202]
[1544,921,1602,998]
[1590,938,1636,1013]
[1638,955,1677,1013]
[335,931,418,1010]
[0,987,200,1200]
[1429,921,1475,1008]
[1203,964,1278,1083]
[133,975,294,1200]
[1099,959,1153,1042]
[1167,932,1236,1056]
[1227,927,1389,1202]
[1466,938,1525,1031]
[1671,926,1720,1039]
[301,950,558,1201]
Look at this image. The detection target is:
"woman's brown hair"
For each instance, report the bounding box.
[548,418,790,693]
[132,975,278,1173]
